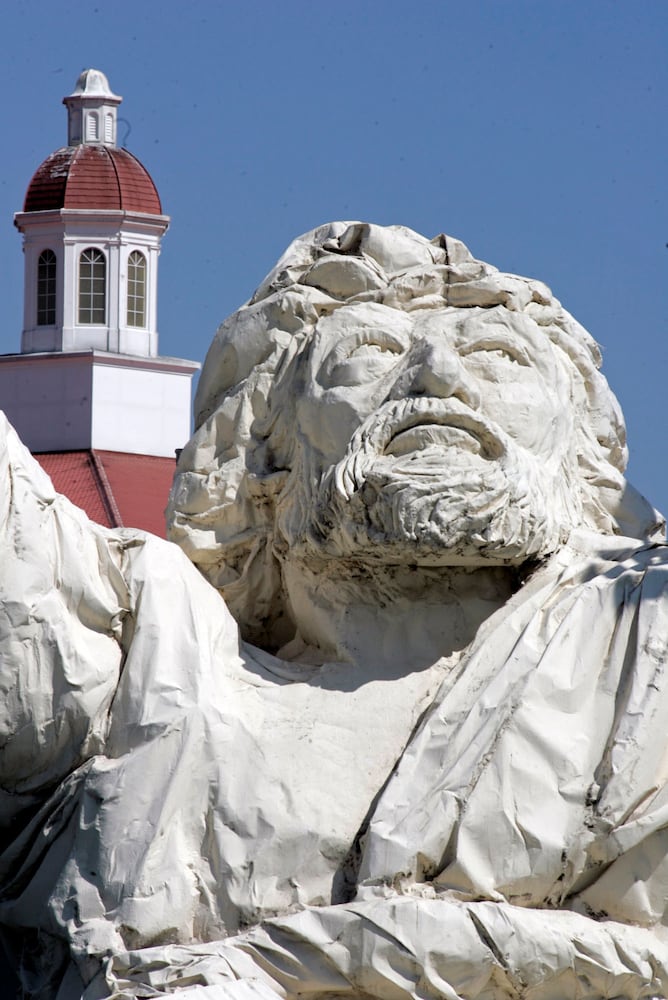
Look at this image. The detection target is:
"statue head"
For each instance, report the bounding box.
[167,223,662,649]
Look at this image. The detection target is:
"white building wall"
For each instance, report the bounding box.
[91,363,193,456]
[0,356,93,451]
[0,352,198,456]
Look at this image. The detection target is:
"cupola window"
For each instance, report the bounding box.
[79,248,106,324]
[37,249,56,326]
[87,112,99,141]
[70,110,82,145]
[127,251,147,327]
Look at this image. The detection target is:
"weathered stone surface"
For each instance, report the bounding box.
[1,223,667,998]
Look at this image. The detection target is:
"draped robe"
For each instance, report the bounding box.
[1,417,667,999]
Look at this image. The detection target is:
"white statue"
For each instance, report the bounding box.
[1,223,668,999]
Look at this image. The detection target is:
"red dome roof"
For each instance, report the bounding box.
[23,145,162,214]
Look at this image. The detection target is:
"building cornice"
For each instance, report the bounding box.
[14,209,170,233]
[0,350,199,375]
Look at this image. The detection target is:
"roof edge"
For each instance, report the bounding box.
[90,450,124,527]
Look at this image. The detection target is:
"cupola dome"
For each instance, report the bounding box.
[22,67,161,215]
[23,146,162,214]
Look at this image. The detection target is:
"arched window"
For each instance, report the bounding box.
[104,113,114,143]
[126,251,146,328]
[78,248,106,324]
[37,249,56,326]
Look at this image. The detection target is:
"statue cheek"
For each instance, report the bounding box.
[480,380,567,458]
[296,395,366,465]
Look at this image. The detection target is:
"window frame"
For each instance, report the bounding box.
[126,250,147,328]
[36,249,57,326]
[78,247,107,325]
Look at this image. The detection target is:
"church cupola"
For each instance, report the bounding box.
[2,70,199,463]
[63,68,122,146]
[14,68,169,358]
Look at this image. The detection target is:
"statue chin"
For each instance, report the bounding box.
[281,444,578,570]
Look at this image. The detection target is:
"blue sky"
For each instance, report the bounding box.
[1,1,667,512]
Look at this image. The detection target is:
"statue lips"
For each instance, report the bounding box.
[333,398,507,498]
[386,422,483,458]
[380,404,505,462]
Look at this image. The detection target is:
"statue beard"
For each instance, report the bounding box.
[276,397,581,568]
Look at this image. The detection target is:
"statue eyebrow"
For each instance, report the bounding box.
[320,328,409,363]
[458,336,532,365]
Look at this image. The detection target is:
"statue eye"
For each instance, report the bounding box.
[461,342,530,367]
[319,331,407,388]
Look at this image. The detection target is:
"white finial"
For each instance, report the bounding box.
[63,68,122,147]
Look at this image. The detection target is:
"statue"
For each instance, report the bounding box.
[1,223,667,999]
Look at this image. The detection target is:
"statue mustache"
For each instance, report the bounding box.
[332,396,509,501]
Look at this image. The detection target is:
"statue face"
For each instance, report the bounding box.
[275,300,582,566]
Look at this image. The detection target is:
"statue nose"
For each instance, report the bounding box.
[406,339,481,408]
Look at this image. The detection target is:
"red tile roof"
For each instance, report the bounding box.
[35,450,176,538]
[36,451,116,526]
[98,451,176,537]
[24,145,162,214]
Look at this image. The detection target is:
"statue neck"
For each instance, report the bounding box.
[278,557,524,670]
